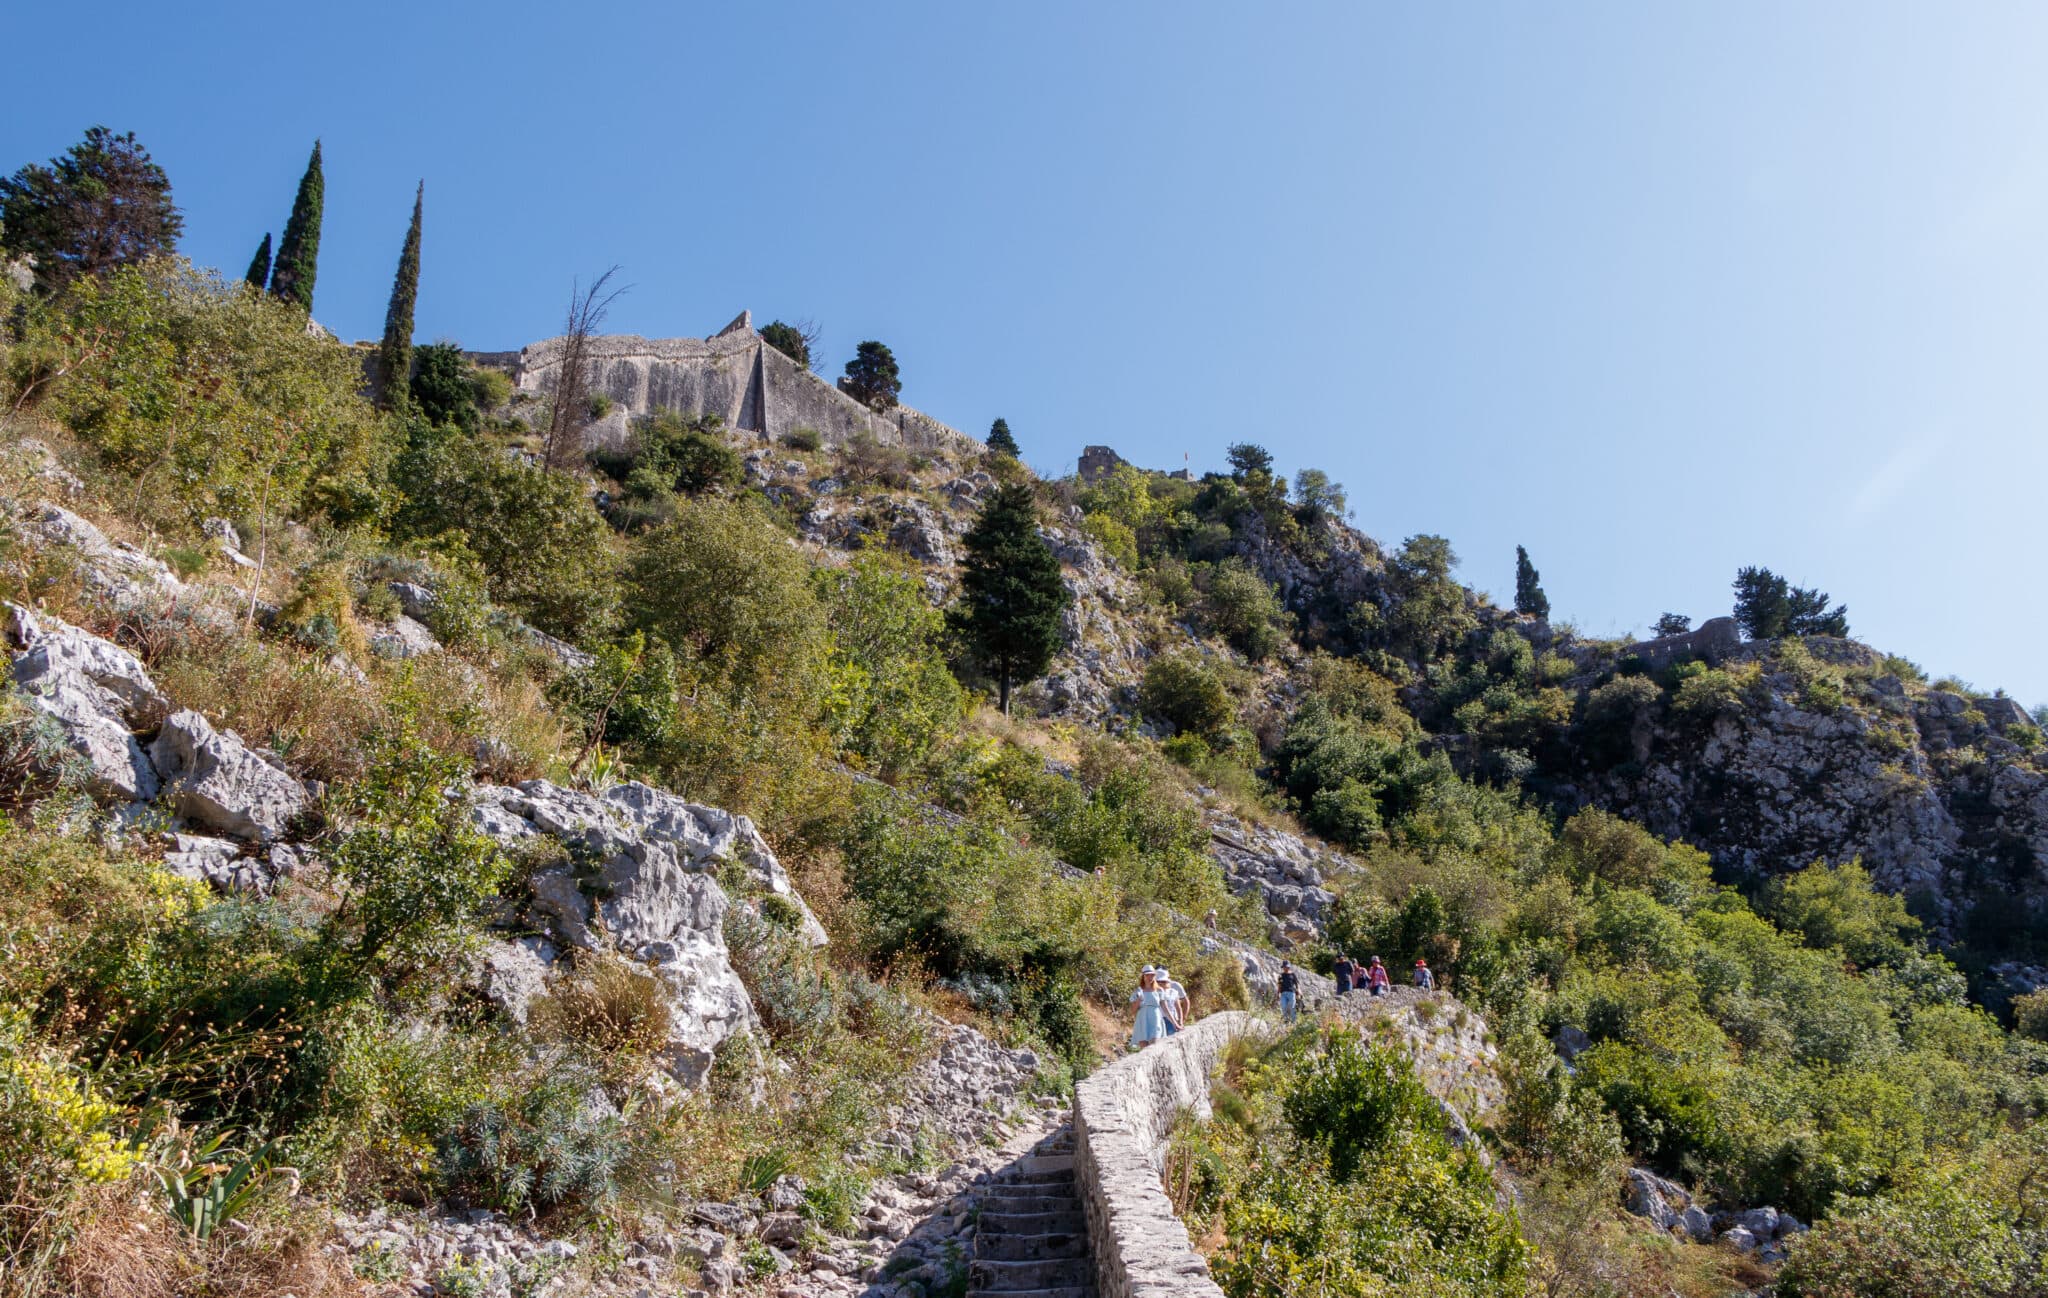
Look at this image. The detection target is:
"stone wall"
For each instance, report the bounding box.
[1072,1011,1270,1298]
[479,312,980,457]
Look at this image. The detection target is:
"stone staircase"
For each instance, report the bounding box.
[966,1125,1095,1298]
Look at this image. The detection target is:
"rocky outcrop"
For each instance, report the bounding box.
[6,601,167,802]
[6,604,314,842]
[1202,806,1359,947]
[468,778,828,1085]
[148,709,309,842]
[1620,1166,1807,1262]
[1071,1011,1270,1298]
[25,502,186,609]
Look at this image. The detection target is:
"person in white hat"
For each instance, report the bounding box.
[1129,967,1167,1049]
[1156,966,1187,1035]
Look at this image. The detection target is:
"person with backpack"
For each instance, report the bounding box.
[1365,956,1391,997]
[1332,954,1355,996]
[1413,957,1435,991]
[1277,961,1300,1024]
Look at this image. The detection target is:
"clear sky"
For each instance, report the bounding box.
[8,2,2046,705]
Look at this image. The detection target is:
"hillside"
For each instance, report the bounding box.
[0,231,2044,1298]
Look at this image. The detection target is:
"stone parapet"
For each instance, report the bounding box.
[1072,1011,1269,1298]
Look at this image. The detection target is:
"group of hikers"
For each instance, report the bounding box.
[1131,954,1438,1044]
[1273,954,1433,1025]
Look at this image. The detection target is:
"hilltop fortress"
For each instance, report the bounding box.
[469,311,980,455]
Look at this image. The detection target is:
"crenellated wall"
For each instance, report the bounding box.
[1071,1012,1271,1298]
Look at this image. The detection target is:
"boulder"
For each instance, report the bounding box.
[147,710,310,842]
[1719,1225,1759,1253]
[1552,1025,1593,1062]
[468,779,830,1084]
[1622,1167,1689,1232]
[369,615,440,660]
[6,603,164,802]
[32,503,184,607]
[1733,1206,1780,1238]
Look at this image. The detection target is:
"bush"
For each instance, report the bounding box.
[40,257,391,528]
[527,954,673,1088]
[1579,674,1661,764]
[784,426,822,453]
[436,1058,632,1215]
[819,554,966,775]
[391,438,623,641]
[623,410,742,495]
[1204,558,1291,661]
[1282,1030,1440,1181]
[1139,653,1234,741]
[410,342,481,431]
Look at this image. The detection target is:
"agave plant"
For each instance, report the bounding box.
[154,1130,282,1239]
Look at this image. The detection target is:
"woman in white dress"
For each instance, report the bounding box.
[1129,968,1167,1049]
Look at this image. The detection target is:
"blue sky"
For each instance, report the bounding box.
[9,2,2047,704]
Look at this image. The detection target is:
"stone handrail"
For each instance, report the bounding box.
[1071,1011,1270,1298]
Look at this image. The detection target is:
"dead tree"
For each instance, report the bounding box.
[542,266,628,471]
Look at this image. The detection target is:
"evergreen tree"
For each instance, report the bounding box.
[269,140,324,313]
[760,320,811,369]
[1226,442,1274,478]
[378,183,423,411]
[986,418,1019,457]
[842,340,901,411]
[952,484,1070,715]
[0,126,183,291]
[1733,567,1848,640]
[1652,613,1692,638]
[1514,546,1550,620]
[243,232,272,290]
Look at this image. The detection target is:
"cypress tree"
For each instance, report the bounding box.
[952,484,1070,715]
[378,182,423,411]
[1514,545,1550,620]
[269,140,324,313]
[243,233,272,290]
[986,418,1019,457]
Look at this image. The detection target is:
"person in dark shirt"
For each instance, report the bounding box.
[1277,961,1300,1024]
[1332,955,1354,996]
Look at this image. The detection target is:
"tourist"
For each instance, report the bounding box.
[1413,957,1434,991]
[1332,954,1355,996]
[1158,966,1187,1034]
[1129,968,1167,1049]
[1365,955,1391,997]
[1277,961,1299,1024]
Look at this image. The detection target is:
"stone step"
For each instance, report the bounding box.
[969,1257,1092,1291]
[978,1193,1080,1215]
[1015,1153,1074,1175]
[965,1288,1095,1298]
[977,1229,1087,1261]
[1004,1169,1077,1188]
[978,1210,1085,1235]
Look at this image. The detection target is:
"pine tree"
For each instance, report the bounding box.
[243,233,272,290]
[842,340,901,410]
[378,183,423,411]
[952,484,1070,715]
[1514,546,1550,620]
[0,126,183,291]
[269,140,324,313]
[986,418,1019,457]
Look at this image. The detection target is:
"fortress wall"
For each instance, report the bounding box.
[489,324,979,457]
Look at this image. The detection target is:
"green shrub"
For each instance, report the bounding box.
[1203,558,1291,661]
[41,257,392,528]
[436,1058,632,1214]
[391,438,623,640]
[784,426,822,453]
[410,342,481,431]
[1139,653,1234,740]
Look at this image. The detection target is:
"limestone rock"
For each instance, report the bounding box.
[147,709,309,842]
[369,614,440,659]
[5,602,164,802]
[31,503,184,607]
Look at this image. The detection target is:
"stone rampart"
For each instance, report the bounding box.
[1072,1011,1270,1298]
[1620,615,1742,671]
[480,312,980,457]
